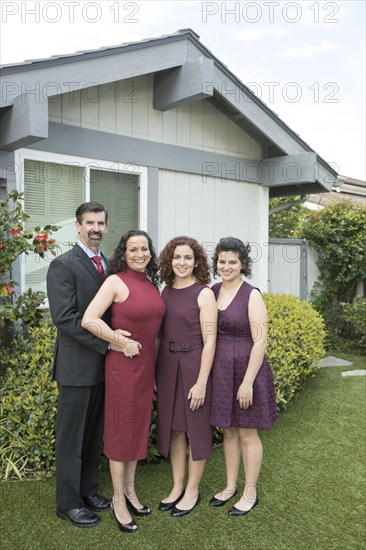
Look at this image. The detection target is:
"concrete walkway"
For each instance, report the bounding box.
[316,356,353,367]
[316,355,366,377]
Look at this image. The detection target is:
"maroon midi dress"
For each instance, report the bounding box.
[210,281,278,430]
[104,267,165,461]
[156,284,212,461]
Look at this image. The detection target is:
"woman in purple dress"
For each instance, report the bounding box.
[209,237,277,516]
[156,237,217,517]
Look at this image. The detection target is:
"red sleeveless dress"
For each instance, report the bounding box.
[104,267,165,461]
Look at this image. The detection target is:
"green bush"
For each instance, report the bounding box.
[1,295,326,478]
[340,298,366,353]
[0,319,58,480]
[264,293,326,408]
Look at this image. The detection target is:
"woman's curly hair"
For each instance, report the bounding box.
[107,229,160,288]
[212,237,252,278]
[159,236,211,287]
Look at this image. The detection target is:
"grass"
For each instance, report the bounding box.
[1,353,365,550]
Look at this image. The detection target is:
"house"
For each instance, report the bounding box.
[0,29,338,294]
[306,175,366,210]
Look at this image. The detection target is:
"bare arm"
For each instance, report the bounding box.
[237,289,268,409]
[81,275,141,357]
[188,288,218,411]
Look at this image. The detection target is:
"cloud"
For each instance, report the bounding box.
[281,40,340,59]
[230,26,289,43]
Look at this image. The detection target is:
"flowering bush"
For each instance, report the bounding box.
[0,190,59,329]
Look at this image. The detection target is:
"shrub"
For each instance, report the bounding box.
[0,190,59,331]
[0,319,58,480]
[339,298,366,353]
[264,293,326,409]
[1,295,326,479]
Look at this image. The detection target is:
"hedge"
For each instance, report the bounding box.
[0,295,325,480]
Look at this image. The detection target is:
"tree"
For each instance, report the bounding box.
[302,200,366,303]
[268,196,309,238]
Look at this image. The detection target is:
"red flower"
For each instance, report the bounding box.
[46,239,55,246]
[34,233,48,242]
[0,242,4,249]
[3,285,13,295]
[10,227,21,236]
[38,243,46,252]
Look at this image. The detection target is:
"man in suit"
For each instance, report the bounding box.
[47,202,131,528]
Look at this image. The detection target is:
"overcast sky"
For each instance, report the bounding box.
[1,0,365,180]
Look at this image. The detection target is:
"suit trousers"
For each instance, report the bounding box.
[56,383,104,510]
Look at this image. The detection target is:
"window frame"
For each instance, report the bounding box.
[14,148,148,293]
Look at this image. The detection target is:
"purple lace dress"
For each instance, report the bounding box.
[210,282,278,430]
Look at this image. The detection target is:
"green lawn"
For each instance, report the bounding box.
[2,354,365,550]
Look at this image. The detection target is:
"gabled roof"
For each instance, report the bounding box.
[0,29,338,194]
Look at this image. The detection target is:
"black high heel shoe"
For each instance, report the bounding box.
[228,495,259,516]
[171,493,201,517]
[210,489,237,507]
[158,490,185,512]
[124,494,151,516]
[111,501,137,533]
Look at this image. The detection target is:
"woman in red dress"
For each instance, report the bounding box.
[156,236,217,517]
[82,230,165,533]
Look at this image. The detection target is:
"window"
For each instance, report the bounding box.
[21,154,144,293]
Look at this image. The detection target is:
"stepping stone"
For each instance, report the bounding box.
[341,370,366,377]
[316,356,353,367]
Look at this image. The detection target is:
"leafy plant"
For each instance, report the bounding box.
[0,190,60,329]
[302,201,366,304]
[269,196,310,238]
[0,319,58,480]
[264,293,326,408]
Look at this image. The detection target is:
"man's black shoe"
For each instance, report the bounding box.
[84,494,110,512]
[56,506,101,528]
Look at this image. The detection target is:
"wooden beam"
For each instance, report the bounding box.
[153,57,214,111]
[0,93,48,151]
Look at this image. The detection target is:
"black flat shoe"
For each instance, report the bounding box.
[228,496,259,516]
[210,489,237,507]
[111,502,137,533]
[171,493,201,517]
[125,494,151,516]
[158,491,185,512]
[83,494,110,512]
[56,506,101,528]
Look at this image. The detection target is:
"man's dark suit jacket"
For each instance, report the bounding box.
[46,244,110,386]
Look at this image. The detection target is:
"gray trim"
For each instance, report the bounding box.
[300,239,309,301]
[154,57,214,111]
[0,94,48,151]
[0,41,188,108]
[269,238,305,244]
[0,29,337,180]
[147,167,159,245]
[27,123,333,194]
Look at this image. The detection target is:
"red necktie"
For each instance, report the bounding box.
[91,255,105,278]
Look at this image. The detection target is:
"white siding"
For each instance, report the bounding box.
[49,75,261,159]
[158,170,269,290]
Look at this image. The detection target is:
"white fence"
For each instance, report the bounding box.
[268,238,320,301]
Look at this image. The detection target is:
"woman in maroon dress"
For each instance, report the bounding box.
[209,237,277,516]
[82,230,165,533]
[156,236,217,517]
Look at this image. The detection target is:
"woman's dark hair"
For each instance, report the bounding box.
[107,229,159,288]
[160,236,211,286]
[212,237,252,278]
